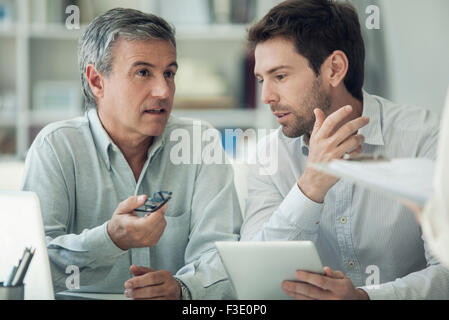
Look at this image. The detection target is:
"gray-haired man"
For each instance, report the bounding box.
[21,8,242,300]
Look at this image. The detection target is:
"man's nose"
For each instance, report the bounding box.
[261,82,279,106]
[151,76,170,99]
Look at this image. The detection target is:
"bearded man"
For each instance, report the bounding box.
[241,0,449,300]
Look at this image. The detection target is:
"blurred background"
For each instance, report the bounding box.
[0,0,448,166]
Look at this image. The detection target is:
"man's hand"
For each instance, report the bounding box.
[124,265,182,300]
[298,106,369,203]
[282,266,369,300]
[401,199,424,225]
[107,195,167,250]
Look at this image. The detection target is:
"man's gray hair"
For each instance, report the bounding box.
[78,8,176,108]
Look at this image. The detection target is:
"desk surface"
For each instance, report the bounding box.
[56,291,130,300]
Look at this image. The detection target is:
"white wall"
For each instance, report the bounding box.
[380,0,449,113]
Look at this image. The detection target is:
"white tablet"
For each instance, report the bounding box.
[215,241,324,300]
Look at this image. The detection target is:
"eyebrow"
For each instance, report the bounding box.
[131,61,178,70]
[254,65,293,78]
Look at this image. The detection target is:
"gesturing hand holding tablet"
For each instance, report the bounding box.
[215,241,325,300]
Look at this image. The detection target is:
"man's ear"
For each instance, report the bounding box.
[85,64,104,100]
[321,50,349,89]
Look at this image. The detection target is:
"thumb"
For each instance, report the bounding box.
[116,195,148,215]
[312,108,325,136]
[130,265,156,276]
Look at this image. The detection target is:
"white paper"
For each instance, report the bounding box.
[311,158,435,206]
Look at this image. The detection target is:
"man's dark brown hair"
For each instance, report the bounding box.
[248,0,365,101]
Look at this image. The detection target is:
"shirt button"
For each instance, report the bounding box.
[348,261,355,268]
[301,146,309,156]
[340,217,347,224]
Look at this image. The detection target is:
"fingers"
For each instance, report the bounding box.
[136,209,167,238]
[136,203,167,228]
[125,269,169,289]
[116,195,148,215]
[141,203,167,222]
[344,145,363,159]
[282,280,334,300]
[282,283,314,300]
[323,267,345,279]
[311,108,326,137]
[331,116,369,147]
[125,285,166,300]
[109,197,169,249]
[335,134,365,158]
[295,270,337,291]
[124,270,179,300]
[400,200,423,215]
[152,203,168,216]
[132,296,167,301]
[121,203,167,248]
[318,105,354,138]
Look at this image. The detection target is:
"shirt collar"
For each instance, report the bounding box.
[88,108,114,170]
[359,90,385,146]
[87,108,166,170]
[146,130,165,164]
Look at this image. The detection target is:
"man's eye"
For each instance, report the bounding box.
[276,74,286,81]
[257,78,264,84]
[137,69,150,77]
[164,71,175,78]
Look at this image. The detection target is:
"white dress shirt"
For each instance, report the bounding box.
[422,87,449,267]
[241,91,449,299]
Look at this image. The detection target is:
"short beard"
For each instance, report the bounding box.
[282,76,331,139]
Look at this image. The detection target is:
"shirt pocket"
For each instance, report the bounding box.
[164,210,190,230]
[164,205,188,219]
[154,210,191,268]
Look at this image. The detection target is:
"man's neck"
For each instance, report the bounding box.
[328,90,363,121]
[111,132,153,181]
[115,136,153,164]
[97,110,153,179]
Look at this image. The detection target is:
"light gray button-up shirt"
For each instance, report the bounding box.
[241,91,449,299]
[21,109,242,299]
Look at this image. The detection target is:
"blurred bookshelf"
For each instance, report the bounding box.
[0,0,278,160]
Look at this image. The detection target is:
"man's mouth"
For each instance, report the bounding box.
[273,112,291,119]
[144,108,166,114]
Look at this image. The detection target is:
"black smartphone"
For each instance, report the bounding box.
[135,191,172,213]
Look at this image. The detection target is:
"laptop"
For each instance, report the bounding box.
[0,191,54,299]
[215,241,324,300]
